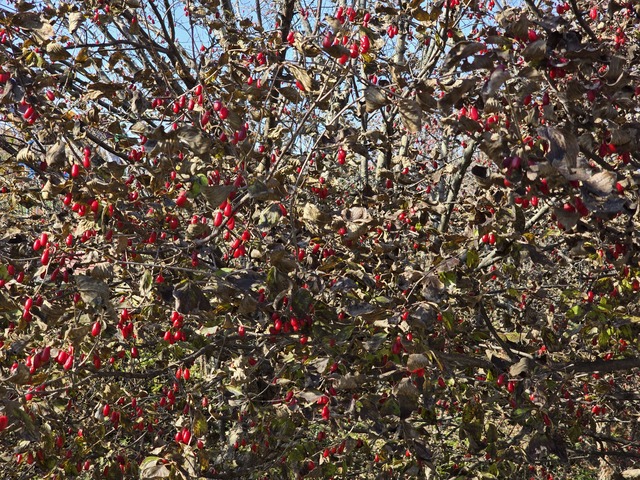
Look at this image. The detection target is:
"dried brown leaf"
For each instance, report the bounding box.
[398,99,422,133]
[364,86,388,112]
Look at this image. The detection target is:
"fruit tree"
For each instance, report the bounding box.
[2,0,640,478]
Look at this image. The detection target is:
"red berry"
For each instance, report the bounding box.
[91,321,101,337]
[176,193,187,207]
[41,248,50,265]
[321,405,330,420]
[360,35,370,54]
[0,415,8,431]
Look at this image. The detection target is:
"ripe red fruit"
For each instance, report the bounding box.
[40,248,50,265]
[91,321,101,337]
[223,202,233,217]
[322,33,333,49]
[181,428,191,444]
[83,146,91,167]
[349,42,359,58]
[201,110,211,126]
[63,355,73,371]
[176,193,187,207]
[23,105,35,119]
[71,164,80,178]
[321,405,330,420]
[469,106,479,121]
[0,415,8,431]
[213,211,224,227]
[360,35,370,54]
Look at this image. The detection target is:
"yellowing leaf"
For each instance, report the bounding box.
[192,411,208,437]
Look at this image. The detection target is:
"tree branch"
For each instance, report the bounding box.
[438,140,477,234]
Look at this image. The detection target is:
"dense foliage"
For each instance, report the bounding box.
[2,0,640,478]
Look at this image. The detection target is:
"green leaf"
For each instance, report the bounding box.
[438,271,456,287]
[566,305,582,319]
[373,295,392,304]
[466,248,479,269]
[190,174,208,197]
[225,385,244,397]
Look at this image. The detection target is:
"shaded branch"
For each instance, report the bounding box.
[438,140,477,234]
[568,0,598,42]
[552,357,640,374]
